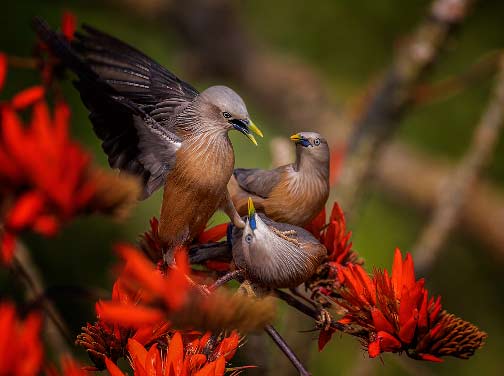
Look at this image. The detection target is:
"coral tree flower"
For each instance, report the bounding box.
[306,202,363,305]
[0,99,139,264]
[105,331,243,376]
[0,302,43,376]
[336,248,487,361]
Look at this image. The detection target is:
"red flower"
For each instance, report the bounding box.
[0,98,140,264]
[0,302,43,376]
[140,217,231,271]
[105,331,243,376]
[96,244,190,328]
[306,202,360,265]
[305,202,362,310]
[45,357,89,376]
[335,249,486,361]
[61,11,77,41]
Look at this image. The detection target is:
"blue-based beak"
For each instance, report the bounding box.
[290,133,311,147]
[247,197,257,231]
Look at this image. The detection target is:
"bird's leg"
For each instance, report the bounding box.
[270,227,300,246]
[289,287,332,331]
[221,189,245,228]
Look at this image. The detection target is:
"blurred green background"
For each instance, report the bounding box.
[1,0,503,375]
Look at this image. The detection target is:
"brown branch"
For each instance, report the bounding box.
[12,243,71,354]
[374,142,504,262]
[412,53,504,275]
[335,0,476,212]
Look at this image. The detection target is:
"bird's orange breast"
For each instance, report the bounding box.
[158,137,234,248]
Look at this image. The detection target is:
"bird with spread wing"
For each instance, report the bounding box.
[33,18,263,259]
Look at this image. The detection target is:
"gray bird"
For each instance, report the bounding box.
[228,132,329,227]
[231,198,327,289]
[33,19,263,255]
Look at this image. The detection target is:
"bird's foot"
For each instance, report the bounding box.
[315,308,333,331]
[271,227,300,245]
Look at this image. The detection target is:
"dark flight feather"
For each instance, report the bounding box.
[32,18,185,198]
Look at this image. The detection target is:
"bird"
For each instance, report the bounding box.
[228,132,329,227]
[33,18,263,258]
[231,198,327,290]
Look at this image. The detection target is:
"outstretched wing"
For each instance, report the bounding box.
[73,25,199,122]
[233,167,284,198]
[33,18,189,199]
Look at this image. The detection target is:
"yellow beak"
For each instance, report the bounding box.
[249,120,264,138]
[247,197,256,217]
[290,133,301,142]
[245,133,258,146]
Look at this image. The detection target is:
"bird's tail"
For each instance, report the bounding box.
[32,17,97,83]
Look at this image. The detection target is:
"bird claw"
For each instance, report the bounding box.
[316,308,333,331]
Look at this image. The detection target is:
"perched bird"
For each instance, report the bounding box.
[33,19,263,256]
[231,198,327,289]
[228,132,329,227]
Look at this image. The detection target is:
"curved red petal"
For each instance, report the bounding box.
[11,86,45,109]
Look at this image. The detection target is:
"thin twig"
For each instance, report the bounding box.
[208,270,244,291]
[264,324,311,376]
[274,289,346,332]
[413,52,504,275]
[11,243,71,354]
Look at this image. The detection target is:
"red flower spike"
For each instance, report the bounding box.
[10,86,45,109]
[377,331,402,352]
[96,302,164,327]
[391,248,403,299]
[61,11,77,41]
[166,332,185,375]
[5,191,45,230]
[199,223,228,243]
[318,327,336,352]
[371,308,394,333]
[0,302,43,376]
[1,231,16,264]
[334,248,486,362]
[368,340,381,358]
[419,354,443,363]
[105,358,125,376]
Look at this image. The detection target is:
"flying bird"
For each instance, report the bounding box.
[231,198,327,289]
[228,132,329,227]
[33,18,263,258]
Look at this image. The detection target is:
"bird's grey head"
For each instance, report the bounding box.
[290,131,330,166]
[199,85,263,145]
[242,198,273,257]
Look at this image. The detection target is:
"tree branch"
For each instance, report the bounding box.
[11,243,71,354]
[412,52,504,275]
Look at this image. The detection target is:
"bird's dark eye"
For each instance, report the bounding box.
[314,138,321,146]
[245,234,253,244]
[223,112,232,119]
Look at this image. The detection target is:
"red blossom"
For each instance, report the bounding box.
[61,11,77,41]
[45,357,89,376]
[0,302,43,376]
[305,202,362,311]
[334,249,486,361]
[105,331,243,376]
